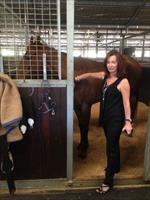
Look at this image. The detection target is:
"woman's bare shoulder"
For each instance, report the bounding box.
[120,78,130,90]
[121,78,129,84]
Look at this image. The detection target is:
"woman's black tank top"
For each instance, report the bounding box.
[99,77,125,126]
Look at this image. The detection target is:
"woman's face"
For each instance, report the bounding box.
[106,55,118,75]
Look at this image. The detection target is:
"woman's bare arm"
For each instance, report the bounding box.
[75,71,105,81]
[119,78,133,135]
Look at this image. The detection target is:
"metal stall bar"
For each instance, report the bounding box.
[144,105,150,181]
[0,54,4,72]
[57,0,61,80]
[66,0,74,181]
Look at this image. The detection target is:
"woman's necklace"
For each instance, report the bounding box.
[102,82,108,101]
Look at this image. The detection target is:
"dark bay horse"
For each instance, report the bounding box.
[17,36,142,158]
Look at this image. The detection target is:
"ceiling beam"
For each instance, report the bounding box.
[75,0,150,7]
[126,0,147,26]
[0,2,25,25]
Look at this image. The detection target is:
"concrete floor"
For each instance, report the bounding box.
[1,186,150,200]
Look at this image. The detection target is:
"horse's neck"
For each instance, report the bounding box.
[74,57,103,76]
[45,47,103,79]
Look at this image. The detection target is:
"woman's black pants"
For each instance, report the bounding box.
[103,121,123,187]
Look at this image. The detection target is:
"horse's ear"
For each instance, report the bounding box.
[36,35,41,45]
[30,36,34,44]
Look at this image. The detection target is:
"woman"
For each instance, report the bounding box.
[75,50,133,194]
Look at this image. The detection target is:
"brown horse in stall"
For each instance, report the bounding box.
[17,36,142,158]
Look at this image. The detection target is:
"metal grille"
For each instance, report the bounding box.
[0,0,64,80]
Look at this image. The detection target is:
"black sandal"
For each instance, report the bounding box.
[96,184,112,194]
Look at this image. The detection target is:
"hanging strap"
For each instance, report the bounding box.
[0,135,16,196]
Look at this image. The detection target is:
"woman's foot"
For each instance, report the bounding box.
[96,183,112,194]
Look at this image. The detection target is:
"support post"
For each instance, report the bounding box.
[144,105,150,180]
[66,0,74,182]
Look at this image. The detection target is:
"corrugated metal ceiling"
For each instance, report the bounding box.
[74,0,150,28]
[0,0,150,31]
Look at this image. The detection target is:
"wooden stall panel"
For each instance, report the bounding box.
[9,87,67,180]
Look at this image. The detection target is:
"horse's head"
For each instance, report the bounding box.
[17,36,59,79]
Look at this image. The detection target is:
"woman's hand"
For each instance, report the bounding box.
[75,76,81,82]
[122,121,133,137]
[75,73,90,82]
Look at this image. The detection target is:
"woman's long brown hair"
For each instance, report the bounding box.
[104,50,126,78]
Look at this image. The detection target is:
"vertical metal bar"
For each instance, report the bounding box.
[106,29,108,54]
[25,0,29,45]
[43,53,47,80]
[144,105,150,181]
[0,54,4,72]
[57,0,61,80]
[66,0,74,181]
[96,41,98,58]
[120,35,125,54]
[141,35,145,61]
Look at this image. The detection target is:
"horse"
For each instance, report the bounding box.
[17,36,142,158]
